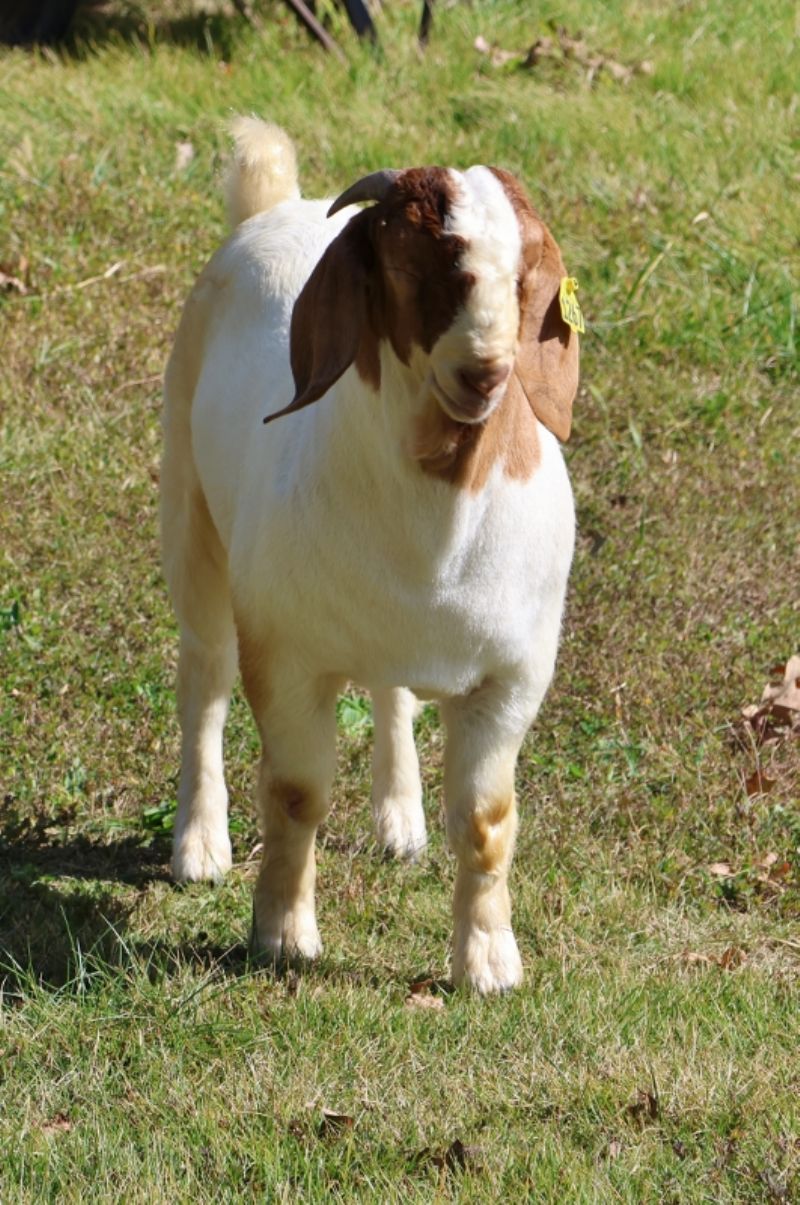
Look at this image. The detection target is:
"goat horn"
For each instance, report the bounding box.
[327,169,402,218]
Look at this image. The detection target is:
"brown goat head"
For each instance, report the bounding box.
[269,165,579,442]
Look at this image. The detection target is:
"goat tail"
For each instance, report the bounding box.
[224,117,300,228]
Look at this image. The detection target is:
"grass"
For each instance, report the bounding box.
[1,0,798,1198]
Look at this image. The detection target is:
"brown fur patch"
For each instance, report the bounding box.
[489,167,579,443]
[271,778,327,827]
[414,373,540,492]
[371,167,471,363]
[285,168,471,415]
[468,795,515,874]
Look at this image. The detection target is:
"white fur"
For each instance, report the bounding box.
[161,121,575,993]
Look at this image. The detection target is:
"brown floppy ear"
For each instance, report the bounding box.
[514,224,579,442]
[264,215,372,424]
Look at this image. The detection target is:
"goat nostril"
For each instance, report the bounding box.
[458,363,510,399]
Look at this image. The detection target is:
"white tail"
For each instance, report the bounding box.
[224,117,300,228]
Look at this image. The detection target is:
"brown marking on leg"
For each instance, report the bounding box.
[271,777,328,827]
[468,794,516,874]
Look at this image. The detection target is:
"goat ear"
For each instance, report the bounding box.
[264,217,371,424]
[514,227,579,442]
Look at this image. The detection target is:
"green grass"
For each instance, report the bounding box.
[1,0,799,1198]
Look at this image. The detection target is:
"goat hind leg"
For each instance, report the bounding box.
[370,687,426,859]
[162,458,236,883]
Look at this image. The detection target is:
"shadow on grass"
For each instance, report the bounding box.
[0,813,418,998]
[0,815,172,992]
[63,3,267,61]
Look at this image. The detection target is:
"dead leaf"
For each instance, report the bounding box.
[606,1137,623,1159]
[174,141,195,172]
[405,991,444,1011]
[41,1113,72,1135]
[626,1088,659,1123]
[318,1109,354,1139]
[709,861,734,877]
[681,949,714,967]
[745,769,776,797]
[430,1138,484,1173]
[718,946,747,970]
[0,268,27,296]
[521,26,652,84]
[742,656,800,745]
[406,975,446,1010]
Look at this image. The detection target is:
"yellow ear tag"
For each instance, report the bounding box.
[559,277,585,334]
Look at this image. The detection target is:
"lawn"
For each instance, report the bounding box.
[1,0,798,1198]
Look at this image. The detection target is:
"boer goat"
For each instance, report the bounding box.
[161,118,580,993]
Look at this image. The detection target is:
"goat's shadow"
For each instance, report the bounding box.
[0,818,176,992]
[0,812,437,999]
[0,823,374,997]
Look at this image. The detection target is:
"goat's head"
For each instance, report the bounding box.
[269,165,579,441]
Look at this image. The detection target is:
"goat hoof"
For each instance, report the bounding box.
[373,797,427,861]
[249,903,322,965]
[171,827,232,884]
[452,925,523,995]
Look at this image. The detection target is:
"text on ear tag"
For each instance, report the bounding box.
[559,277,585,334]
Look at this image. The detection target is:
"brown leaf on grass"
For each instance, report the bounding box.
[406,975,446,1010]
[709,861,734,877]
[0,267,28,296]
[475,26,652,82]
[680,949,714,967]
[427,1138,484,1173]
[405,991,444,1011]
[41,1113,72,1135]
[755,852,792,889]
[318,1109,354,1139]
[718,946,747,970]
[521,26,653,84]
[606,1137,623,1159]
[680,946,748,970]
[745,769,776,797]
[742,655,800,745]
[626,1088,659,1123]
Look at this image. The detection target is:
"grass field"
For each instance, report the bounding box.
[1,0,799,1198]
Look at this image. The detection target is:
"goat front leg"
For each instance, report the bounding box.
[241,648,339,963]
[442,686,532,994]
[370,687,426,859]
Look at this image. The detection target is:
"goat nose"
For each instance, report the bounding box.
[457,363,510,399]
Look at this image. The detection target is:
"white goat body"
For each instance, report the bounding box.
[161,119,578,993]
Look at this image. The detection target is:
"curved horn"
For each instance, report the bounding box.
[327,169,402,218]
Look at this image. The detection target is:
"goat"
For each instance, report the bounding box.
[160,117,580,994]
